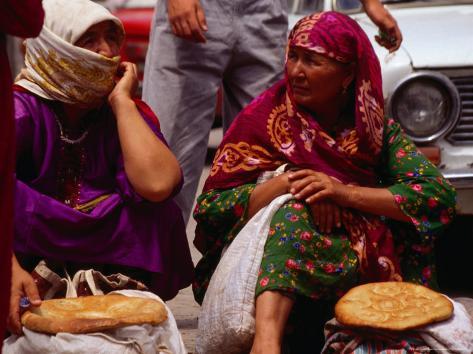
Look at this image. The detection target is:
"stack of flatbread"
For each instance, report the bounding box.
[21,294,168,334]
[335,282,453,331]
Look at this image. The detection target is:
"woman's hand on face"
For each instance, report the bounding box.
[8,263,41,335]
[288,169,352,207]
[310,201,342,234]
[108,62,138,106]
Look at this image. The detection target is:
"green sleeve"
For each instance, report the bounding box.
[382,119,456,236]
[193,184,256,253]
[192,184,256,304]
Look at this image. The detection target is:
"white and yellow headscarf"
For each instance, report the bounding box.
[16,0,125,106]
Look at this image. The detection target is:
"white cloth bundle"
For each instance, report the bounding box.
[196,194,293,354]
[419,299,473,353]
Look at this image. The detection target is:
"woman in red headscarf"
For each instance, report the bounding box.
[193,11,455,353]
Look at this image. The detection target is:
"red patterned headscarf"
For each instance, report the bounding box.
[204,11,385,192]
[201,12,400,282]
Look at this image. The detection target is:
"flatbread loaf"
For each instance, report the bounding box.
[21,294,167,334]
[335,282,453,331]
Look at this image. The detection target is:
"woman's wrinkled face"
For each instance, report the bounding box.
[286,46,354,112]
[75,20,121,58]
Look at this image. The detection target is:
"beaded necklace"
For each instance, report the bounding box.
[55,115,89,145]
[54,112,92,208]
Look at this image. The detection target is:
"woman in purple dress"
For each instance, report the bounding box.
[7,0,193,335]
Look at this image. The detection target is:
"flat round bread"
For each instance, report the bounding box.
[335,282,453,331]
[21,294,167,334]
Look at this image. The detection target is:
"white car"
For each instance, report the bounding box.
[289,0,473,216]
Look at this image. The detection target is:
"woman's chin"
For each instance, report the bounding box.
[77,98,106,110]
[292,95,312,109]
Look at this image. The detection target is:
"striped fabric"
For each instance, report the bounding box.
[31,260,148,300]
[322,319,430,353]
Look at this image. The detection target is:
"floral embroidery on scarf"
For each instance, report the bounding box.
[358,79,384,155]
[318,130,336,147]
[209,142,276,176]
[290,13,323,49]
[267,104,295,156]
[299,116,316,152]
[337,129,359,155]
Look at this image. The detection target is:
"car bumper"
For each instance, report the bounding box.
[443,170,473,215]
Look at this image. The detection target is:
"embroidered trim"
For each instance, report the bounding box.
[210,142,274,176]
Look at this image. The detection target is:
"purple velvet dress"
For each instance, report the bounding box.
[13,89,194,300]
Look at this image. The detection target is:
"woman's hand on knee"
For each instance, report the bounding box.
[310,201,342,234]
[8,262,41,335]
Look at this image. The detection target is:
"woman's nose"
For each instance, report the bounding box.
[289,60,305,80]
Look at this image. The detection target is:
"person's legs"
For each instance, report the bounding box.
[142,0,235,223]
[251,291,294,354]
[253,199,359,352]
[221,0,287,132]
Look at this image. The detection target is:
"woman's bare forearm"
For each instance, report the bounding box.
[248,174,289,218]
[111,98,181,202]
[248,169,410,223]
[344,186,410,222]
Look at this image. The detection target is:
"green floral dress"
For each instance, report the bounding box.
[192,120,456,304]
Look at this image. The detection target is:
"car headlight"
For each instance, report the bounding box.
[388,72,460,143]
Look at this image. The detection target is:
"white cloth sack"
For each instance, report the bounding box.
[419,298,473,353]
[2,290,187,354]
[196,194,293,354]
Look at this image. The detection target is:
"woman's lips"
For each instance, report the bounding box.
[291,84,310,94]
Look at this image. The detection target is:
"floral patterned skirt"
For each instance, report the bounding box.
[255,200,359,300]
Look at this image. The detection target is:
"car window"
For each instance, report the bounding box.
[335,0,363,12]
[287,0,324,14]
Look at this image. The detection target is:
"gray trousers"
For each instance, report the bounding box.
[143,0,287,224]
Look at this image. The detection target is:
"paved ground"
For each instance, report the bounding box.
[166,128,222,353]
[166,182,204,353]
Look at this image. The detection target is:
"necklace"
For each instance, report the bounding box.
[55,115,89,145]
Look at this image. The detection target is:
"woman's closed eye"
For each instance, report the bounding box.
[287,50,298,62]
[303,53,322,66]
[288,48,322,67]
[105,30,119,46]
[77,35,94,48]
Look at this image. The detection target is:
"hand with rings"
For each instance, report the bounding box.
[288,169,353,233]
